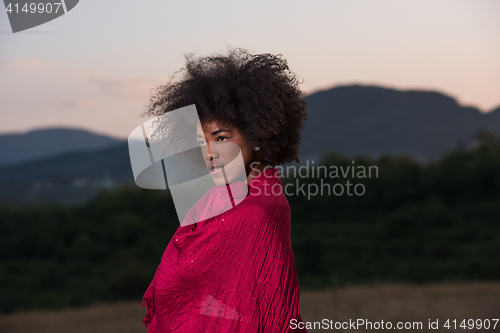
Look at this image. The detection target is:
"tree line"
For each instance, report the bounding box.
[0,131,499,312]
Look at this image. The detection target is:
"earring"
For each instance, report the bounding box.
[254,147,260,151]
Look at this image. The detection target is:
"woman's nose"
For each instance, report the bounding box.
[204,142,219,160]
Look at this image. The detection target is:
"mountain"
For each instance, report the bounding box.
[485,106,500,125]
[0,142,132,184]
[1,85,499,205]
[0,142,134,206]
[299,85,500,162]
[0,128,123,167]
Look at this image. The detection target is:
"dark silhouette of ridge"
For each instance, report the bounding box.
[1,85,499,205]
[299,85,500,162]
[0,127,122,167]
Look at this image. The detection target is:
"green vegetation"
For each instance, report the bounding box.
[1,132,500,313]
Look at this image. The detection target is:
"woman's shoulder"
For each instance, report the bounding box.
[248,166,287,198]
[225,168,290,222]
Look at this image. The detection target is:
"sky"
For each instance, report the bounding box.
[1,0,499,139]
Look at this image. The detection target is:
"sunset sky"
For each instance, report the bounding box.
[1,0,499,139]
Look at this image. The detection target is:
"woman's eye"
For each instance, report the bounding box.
[217,136,228,141]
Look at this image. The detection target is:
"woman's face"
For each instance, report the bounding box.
[196,121,257,185]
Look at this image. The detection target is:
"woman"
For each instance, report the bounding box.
[141,48,308,332]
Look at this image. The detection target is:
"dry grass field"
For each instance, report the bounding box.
[0,282,498,333]
[300,282,500,332]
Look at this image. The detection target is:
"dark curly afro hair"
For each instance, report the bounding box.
[144,48,307,167]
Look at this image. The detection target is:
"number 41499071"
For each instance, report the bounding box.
[444,319,498,330]
[5,2,62,14]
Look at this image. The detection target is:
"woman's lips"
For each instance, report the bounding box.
[209,165,224,173]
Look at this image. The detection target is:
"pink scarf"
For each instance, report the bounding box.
[180,181,248,227]
[142,168,307,332]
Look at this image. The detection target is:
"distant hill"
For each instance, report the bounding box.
[0,128,123,167]
[485,106,500,125]
[299,85,500,162]
[0,142,133,206]
[0,142,132,184]
[1,85,499,205]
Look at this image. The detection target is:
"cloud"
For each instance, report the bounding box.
[54,71,157,111]
[85,72,153,100]
[14,58,47,73]
[57,98,99,109]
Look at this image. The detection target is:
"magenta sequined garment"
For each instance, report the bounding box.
[142,168,307,332]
